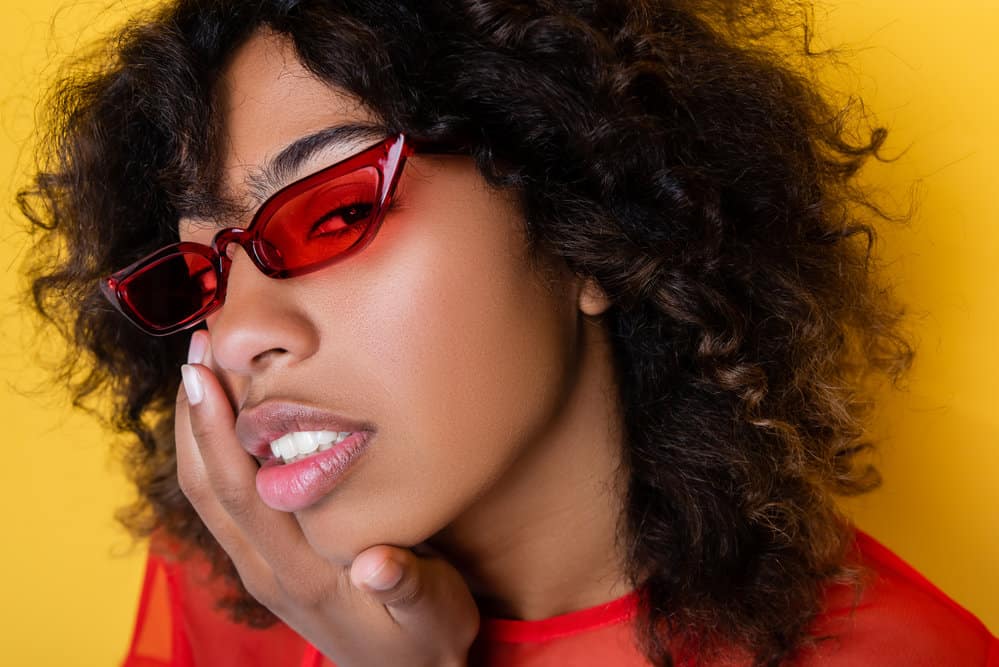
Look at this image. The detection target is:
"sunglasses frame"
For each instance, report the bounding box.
[101,133,451,336]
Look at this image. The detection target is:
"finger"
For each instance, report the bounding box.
[180,331,320,575]
[349,546,480,645]
[175,380,272,587]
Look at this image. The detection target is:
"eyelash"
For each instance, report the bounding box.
[306,191,409,242]
[386,192,407,212]
[177,190,407,246]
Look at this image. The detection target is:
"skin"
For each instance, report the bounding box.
[176,28,635,662]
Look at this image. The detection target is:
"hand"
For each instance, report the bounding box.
[175,330,480,667]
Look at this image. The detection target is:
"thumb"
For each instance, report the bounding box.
[350,546,409,598]
[349,545,480,638]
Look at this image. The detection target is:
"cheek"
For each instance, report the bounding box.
[296,180,578,555]
[371,201,573,473]
[376,235,568,443]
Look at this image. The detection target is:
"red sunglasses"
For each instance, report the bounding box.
[101,133,449,336]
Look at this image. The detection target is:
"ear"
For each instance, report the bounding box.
[577,276,611,317]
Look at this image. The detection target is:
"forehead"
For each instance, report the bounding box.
[214,29,382,201]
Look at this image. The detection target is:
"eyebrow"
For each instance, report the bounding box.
[241,121,391,208]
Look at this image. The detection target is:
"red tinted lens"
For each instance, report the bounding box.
[119,252,218,329]
[256,165,382,271]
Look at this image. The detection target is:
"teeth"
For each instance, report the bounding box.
[269,431,352,464]
[278,435,297,460]
[292,431,319,455]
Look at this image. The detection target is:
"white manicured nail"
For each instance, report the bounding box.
[181,364,204,405]
[188,332,207,365]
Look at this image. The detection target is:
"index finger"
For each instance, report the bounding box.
[178,333,322,575]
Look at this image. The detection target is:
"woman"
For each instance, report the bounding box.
[19,0,997,665]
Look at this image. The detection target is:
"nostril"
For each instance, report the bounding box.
[252,347,289,365]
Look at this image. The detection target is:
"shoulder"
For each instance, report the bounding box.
[790,528,999,666]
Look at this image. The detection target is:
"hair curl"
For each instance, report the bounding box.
[19,1,915,664]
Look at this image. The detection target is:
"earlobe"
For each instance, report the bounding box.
[577,277,612,316]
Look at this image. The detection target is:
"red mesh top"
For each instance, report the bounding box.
[121,528,999,666]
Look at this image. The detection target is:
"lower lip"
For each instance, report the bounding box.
[255,431,373,512]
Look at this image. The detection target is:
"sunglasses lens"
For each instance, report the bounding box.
[256,165,382,271]
[103,137,409,334]
[119,252,217,330]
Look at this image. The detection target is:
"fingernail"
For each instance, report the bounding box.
[188,331,207,365]
[181,364,204,405]
[362,558,403,591]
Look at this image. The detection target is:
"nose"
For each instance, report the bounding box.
[207,246,320,376]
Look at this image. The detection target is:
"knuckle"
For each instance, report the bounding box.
[176,466,209,505]
[275,567,327,607]
[240,573,281,609]
[387,575,424,608]
[213,483,252,517]
[189,419,219,448]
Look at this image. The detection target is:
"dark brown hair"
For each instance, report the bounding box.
[19,1,915,664]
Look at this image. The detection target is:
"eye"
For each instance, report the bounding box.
[307,197,376,240]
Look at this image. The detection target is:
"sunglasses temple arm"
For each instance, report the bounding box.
[380,135,408,208]
[98,276,123,310]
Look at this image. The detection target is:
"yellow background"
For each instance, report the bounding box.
[1,1,995,664]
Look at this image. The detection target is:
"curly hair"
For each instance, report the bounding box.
[19,0,915,664]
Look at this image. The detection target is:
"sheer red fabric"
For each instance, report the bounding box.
[121,528,998,666]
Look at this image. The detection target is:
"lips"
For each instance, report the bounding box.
[235,401,375,460]
[234,400,377,512]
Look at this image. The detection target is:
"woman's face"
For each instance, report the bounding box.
[184,29,601,565]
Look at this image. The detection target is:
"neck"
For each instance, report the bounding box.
[428,317,633,621]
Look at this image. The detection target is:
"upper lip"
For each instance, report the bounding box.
[235,400,375,459]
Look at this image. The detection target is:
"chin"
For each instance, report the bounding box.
[299,516,439,566]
